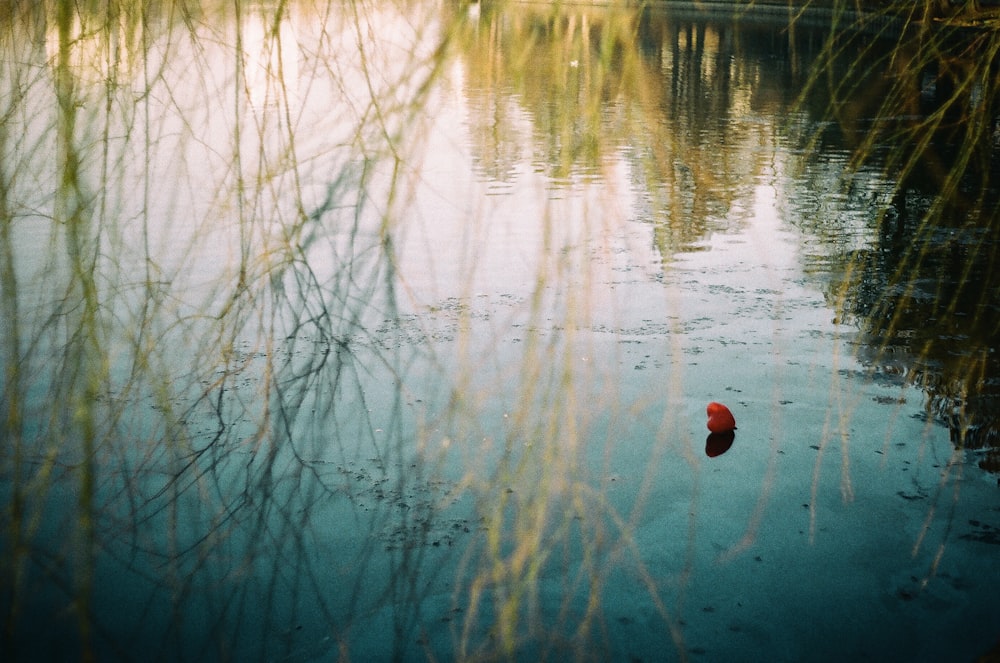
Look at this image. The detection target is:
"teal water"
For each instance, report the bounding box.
[1,2,998,661]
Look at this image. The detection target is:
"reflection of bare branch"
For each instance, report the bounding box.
[0,0,461,658]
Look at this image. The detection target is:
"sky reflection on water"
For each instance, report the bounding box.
[1,1,998,661]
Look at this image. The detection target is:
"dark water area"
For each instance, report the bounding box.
[1,1,999,661]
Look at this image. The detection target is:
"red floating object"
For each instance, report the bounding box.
[706,401,737,433]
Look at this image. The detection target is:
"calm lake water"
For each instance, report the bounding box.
[2,1,999,661]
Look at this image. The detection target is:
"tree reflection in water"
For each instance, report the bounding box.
[798,6,1000,473]
[1,1,998,661]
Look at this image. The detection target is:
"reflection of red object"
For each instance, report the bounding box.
[706,431,736,457]
[706,402,737,433]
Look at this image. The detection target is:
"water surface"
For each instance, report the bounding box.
[1,2,998,661]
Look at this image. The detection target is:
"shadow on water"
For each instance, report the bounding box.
[1,0,999,661]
